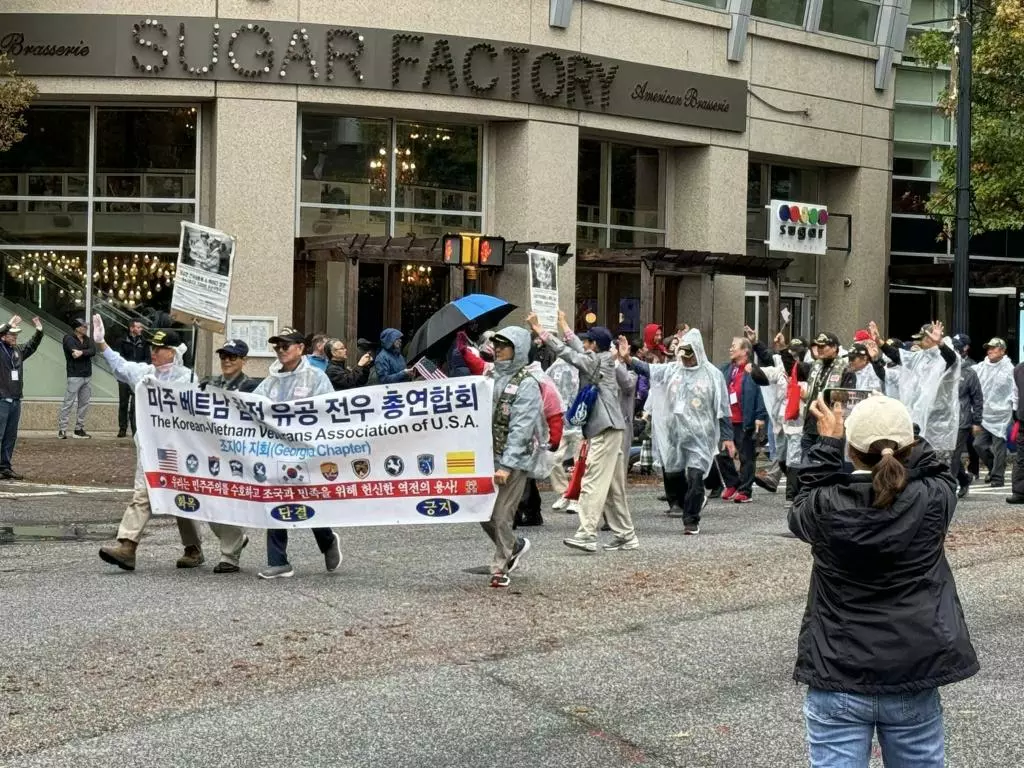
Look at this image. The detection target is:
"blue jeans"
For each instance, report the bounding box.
[0,398,22,471]
[804,688,944,768]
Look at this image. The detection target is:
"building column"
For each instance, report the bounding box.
[489,120,579,326]
[211,97,298,375]
[818,167,889,340]
[669,144,749,362]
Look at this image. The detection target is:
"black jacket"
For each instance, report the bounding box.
[202,372,258,393]
[789,437,979,694]
[118,333,150,364]
[62,333,96,378]
[326,360,371,391]
[958,357,983,430]
[0,325,44,400]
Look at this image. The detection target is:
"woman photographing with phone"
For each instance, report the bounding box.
[789,394,978,767]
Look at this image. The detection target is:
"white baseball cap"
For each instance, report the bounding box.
[845,395,915,453]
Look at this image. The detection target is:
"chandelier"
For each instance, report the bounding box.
[4,251,177,309]
[402,263,432,287]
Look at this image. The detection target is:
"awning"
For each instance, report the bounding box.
[577,248,793,278]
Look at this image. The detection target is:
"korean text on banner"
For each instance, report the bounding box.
[172,221,236,325]
[528,249,559,331]
[135,377,498,528]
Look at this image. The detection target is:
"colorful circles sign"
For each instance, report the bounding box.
[778,204,828,226]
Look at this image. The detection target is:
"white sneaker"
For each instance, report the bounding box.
[551,497,569,511]
[566,500,581,514]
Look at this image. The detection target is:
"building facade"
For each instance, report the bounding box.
[888,0,1022,351]
[1,0,907,411]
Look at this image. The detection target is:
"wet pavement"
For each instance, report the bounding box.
[2,478,1024,767]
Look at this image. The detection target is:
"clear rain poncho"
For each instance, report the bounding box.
[643,329,730,477]
[897,342,961,452]
[253,356,335,401]
[973,356,1017,438]
[546,358,581,436]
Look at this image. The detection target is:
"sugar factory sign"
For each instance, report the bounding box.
[0,14,747,132]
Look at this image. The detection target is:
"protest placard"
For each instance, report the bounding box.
[528,249,559,331]
[171,221,235,330]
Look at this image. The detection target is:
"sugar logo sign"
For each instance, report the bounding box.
[767,199,828,256]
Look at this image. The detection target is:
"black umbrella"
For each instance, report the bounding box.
[406,293,517,365]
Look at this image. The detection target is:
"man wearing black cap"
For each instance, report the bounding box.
[203,339,258,392]
[530,309,638,552]
[57,317,96,439]
[780,331,857,496]
[254,327,341,579]
[116,320,149,437]
[93,316,248,573]
[0,314,44,480]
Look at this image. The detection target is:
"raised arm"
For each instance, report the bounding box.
[92,314,151,387]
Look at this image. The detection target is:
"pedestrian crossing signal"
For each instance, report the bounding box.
[442,234,505,269]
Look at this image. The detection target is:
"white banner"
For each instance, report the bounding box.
[767,199,829,256]
[528,248,559,331]
[135,377,497,528]
[172,221,236,325]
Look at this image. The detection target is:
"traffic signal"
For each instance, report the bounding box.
[441,234,505,268]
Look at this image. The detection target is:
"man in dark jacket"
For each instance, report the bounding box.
[325,339,372,390]
[790,395,978,764]
[116,320,150,436]
[57,318,96,439]
[950,334,983,498]
[713,337,768,504]
[0,315,44,480]
[202,339,258,392]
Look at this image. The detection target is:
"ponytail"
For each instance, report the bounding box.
[849,439,913,508]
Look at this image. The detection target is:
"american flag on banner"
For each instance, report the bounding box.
[414,358,447,380]
[157,448,178,472]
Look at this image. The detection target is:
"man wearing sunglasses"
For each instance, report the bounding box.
[203,339,257,393]
[253,327,341,579]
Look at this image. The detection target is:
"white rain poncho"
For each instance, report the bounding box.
[546,358,580,437]
[854,363,883,392]
[253,356,334,401]
[643,329,730,477]
[102,341,195,485]
[973,356,1017,438]
[897,342,961,452]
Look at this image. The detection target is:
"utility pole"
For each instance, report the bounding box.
[952,0,973,334]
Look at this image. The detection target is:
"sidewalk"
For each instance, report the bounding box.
[7,433,136,487]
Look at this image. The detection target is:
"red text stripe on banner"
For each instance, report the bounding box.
[146,473,495,502]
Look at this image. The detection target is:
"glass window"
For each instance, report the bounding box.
[751,0,807,26]
[892,179,933,214]
[818,0,880,41]
[610,145,662,230]
[298,115,482,238]
[893,153,938,179]
[770,165,819,202]
[891,216,949,254]
[300,115,390,208]
[93,202,195,248]
[894,105,951,143]
[0,107,90,182]
[575,139,665,248]
[0,104,197,334]
[577,139,604,225]
[894,69,945,104]
[96,107,198,181]
[394,122,480,211]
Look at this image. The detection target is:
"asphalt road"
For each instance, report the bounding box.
[2,477,1024,767]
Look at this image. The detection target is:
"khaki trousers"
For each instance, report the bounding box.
[576,428,635,541]
[117,472,248,565]
[481,469,528,574]
[548,432,582,497]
